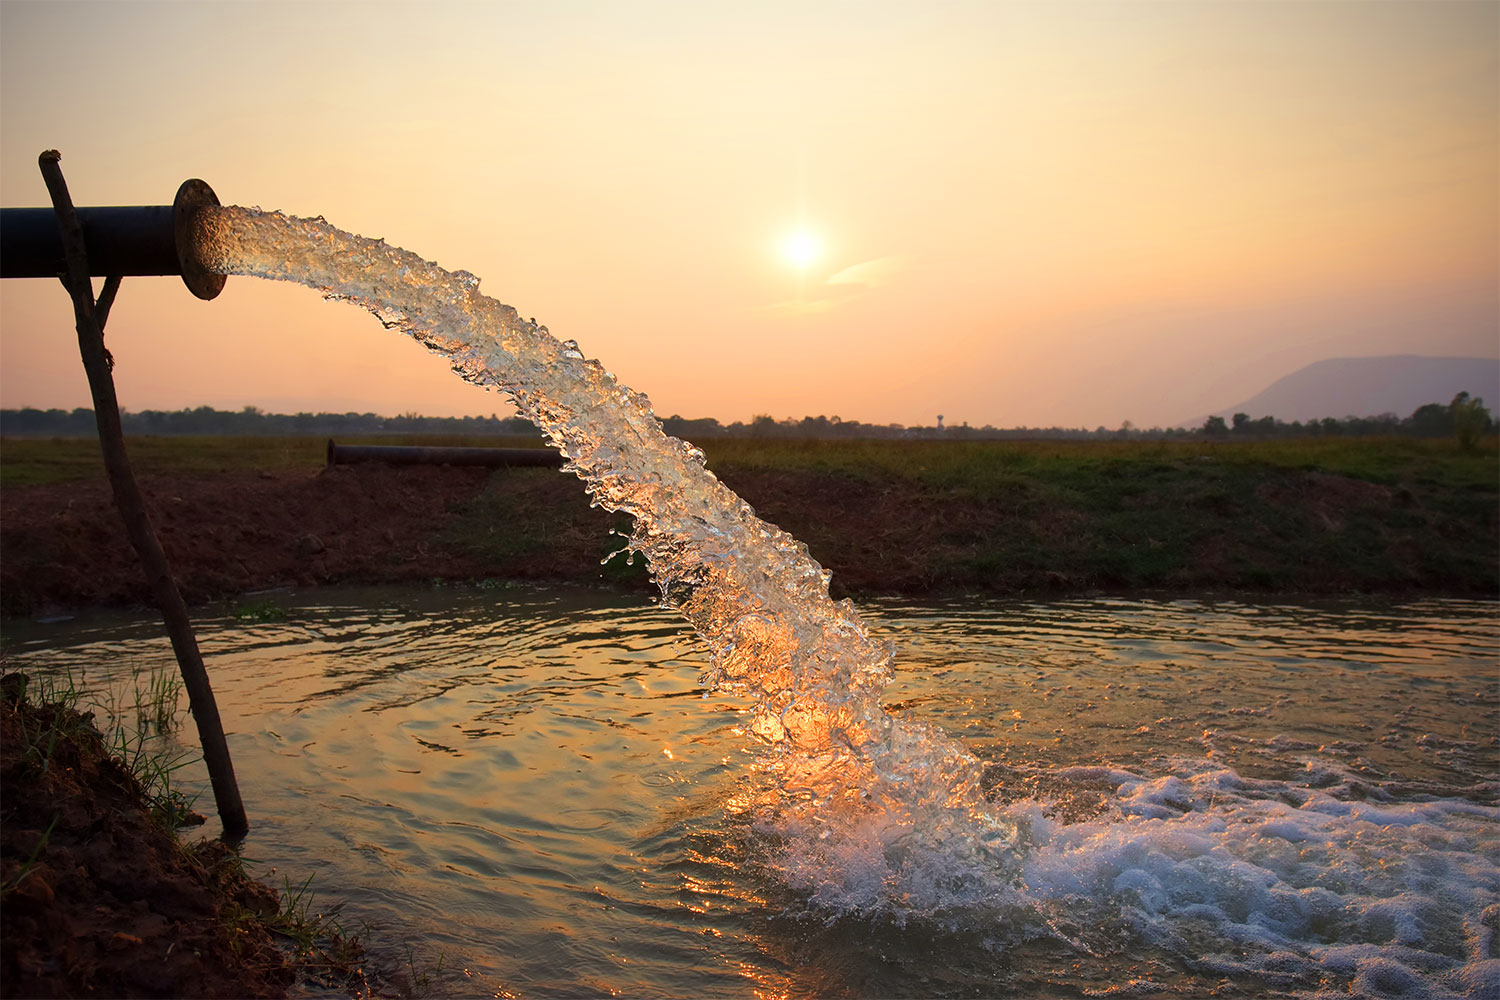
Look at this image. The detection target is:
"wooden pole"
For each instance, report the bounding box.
[37,150,249,839]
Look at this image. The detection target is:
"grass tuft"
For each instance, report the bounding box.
[222,867,373,995]
[232,598,290,623]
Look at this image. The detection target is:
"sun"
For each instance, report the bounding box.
[779,228,823,271]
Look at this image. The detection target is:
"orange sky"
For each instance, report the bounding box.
[1,1,1495,428]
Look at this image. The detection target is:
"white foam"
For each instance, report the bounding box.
[757,758,1497,993]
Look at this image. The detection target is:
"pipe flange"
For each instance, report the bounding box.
[173,179,225,301]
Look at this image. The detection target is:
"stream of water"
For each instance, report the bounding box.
[192,204,1007,913]
[4,590,1495,997]
[163,208,1500,995]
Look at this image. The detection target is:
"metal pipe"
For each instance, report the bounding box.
[326,440,563,469]
[0,179,225,299]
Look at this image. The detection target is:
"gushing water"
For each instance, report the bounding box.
[193,205,1007,906]
[190,208,1499,995]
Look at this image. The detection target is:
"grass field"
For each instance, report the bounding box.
[696,435,1498,595]
[4,432,1494,488]
[0,433,549,487]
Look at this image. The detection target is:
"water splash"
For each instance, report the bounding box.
[192,205,1010,905]
[192,210,1498,995]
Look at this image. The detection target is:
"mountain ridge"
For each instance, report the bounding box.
[1185,354,1499,427]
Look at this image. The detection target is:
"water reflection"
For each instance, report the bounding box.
[3,588,1495,997]
[868,596,1499,791]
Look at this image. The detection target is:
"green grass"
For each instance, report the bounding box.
[700,435,1497,594]
[6,669,86,782]
[699,435,1497,491]
[5,431,1492,489]
[249,870,369,991]
[231,598,291,623]
[11,662,200,830]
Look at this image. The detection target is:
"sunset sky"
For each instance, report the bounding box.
[1,1,1495,429]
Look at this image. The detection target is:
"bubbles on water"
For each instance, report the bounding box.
[743,752,1499,993]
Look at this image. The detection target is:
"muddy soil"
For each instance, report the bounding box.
[1,674,294,999]
[1,464,504,616]
[2,458,1493,618]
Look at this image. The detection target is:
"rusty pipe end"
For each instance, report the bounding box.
[174,179,226,301]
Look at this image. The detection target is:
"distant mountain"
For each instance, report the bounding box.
[1191,355,1500,426]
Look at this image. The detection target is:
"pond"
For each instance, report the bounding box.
[5,588,1497,998]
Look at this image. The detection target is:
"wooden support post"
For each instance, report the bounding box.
[38,150,249,840]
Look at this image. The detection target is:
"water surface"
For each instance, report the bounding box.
[5,589,1496,998]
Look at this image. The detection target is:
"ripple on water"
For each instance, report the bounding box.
[7,589,1494,996]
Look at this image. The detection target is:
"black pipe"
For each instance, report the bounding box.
[326,440,563,469]
[3,206,176,275]
[0,179,225,299]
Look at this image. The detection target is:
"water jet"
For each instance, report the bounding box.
[8,160,1494,998]
[6,165,1002,885]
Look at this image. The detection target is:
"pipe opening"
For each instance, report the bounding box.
[0,179,226,300]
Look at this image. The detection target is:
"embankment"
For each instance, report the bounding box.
[2,436,1494,615]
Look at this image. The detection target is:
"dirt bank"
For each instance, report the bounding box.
[0,674,296,998]
[2,455,1494,617]
[2,464,502,616]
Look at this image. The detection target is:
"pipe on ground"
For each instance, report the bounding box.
[326,440,563,469]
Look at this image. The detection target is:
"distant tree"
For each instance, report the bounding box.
[661,415,724,440]
[1231,412,1251,434]
[798,415,833,436]
[1450,392,1492,451]
[1203,415,1228,436]
[748,415,779,437]
[1407,402,1452,437]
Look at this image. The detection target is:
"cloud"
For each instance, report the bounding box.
[824,255,907,288]
[760,256,910,318]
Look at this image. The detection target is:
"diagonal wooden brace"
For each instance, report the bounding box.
[37,149,249,840]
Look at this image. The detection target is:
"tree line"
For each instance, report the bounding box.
[670,393,1493,446]
[1,393,1491,444]
[1193,393,1493,449]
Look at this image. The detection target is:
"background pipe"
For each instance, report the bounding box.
[327,441,564,469]
[0,179,225,299]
